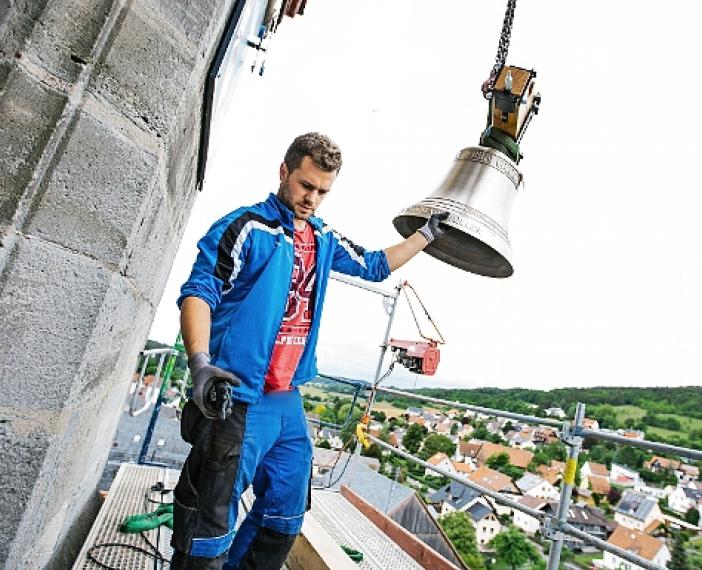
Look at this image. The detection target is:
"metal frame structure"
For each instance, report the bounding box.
[316,272,702,570]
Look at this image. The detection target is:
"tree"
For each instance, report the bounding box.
[337,402,362,425]
[316,439,331,449]
[606,486,622,505]
[489,527,541,570]
[419,433,456,460]
[370,410,386,422]
[403,423,425,455]
[439,512,485,569]
[684,507,700,526]
[361,443,383,461]
[450,422,459,436]
[669,532,690,570]
[486,452,510,470]
[612,446,645,469]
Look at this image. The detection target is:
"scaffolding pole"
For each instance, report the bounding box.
[546,402,584,570]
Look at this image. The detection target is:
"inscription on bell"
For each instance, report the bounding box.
[456,148,520,188]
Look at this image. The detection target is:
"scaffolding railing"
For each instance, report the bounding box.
[314,271,701,569]
[310,378,693,570]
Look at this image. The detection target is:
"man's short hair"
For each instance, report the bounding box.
[284,132,342,174]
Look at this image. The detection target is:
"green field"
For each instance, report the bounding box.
[658,413,702,431]
[611,405,700,445]
[613,405,647,422]
[300,385,354,401]
[372,400,407,418]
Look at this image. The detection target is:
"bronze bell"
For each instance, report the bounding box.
[393,146,522,278]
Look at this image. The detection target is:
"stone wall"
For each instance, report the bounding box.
[0,1,237,566]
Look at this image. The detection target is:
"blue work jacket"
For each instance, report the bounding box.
[178,193,391,403]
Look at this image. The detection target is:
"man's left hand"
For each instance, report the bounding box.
[417,211,450,243]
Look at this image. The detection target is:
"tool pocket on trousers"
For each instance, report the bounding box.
[172,402,248,555]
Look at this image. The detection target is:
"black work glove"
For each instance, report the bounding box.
[188,352,241,420]
[417,211,450,243]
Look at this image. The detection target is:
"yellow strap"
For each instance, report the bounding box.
[564,458,578,486]
[356,423,370,449]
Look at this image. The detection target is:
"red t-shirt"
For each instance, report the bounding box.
[264,222,316,392]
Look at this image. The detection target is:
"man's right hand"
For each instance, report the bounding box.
[188,352,241,420]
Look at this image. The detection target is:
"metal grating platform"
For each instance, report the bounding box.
[309,489,423,570]
[73,463,178,569]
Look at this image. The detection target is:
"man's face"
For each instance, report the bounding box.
[278,156,336,222]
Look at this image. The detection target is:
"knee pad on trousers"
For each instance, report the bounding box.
[237,527,297,570]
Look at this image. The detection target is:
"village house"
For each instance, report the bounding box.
[617,429,645,440]
[513,496,548,535]
[544,503,615,551]
[610,463,640,487]
[389,427,405,448]
[468,466,521,516]
[537,460,564,486]
[457,423,474,439]
[544,407,566,419]
[452,461,476,479]
[601,525,671,570]
[632,483,668,501]
[667,484,702,515]
[465,502,502,548]
[533,427,559,445]
[428,481,488,516]
[425,452,457,477]
[580,461,611,497]
[477,442,534,470]
[614,490,663,532]
[408,415,427,428]
[454,440,483,462]
[406,407,423,417]
[317,427,343,450]
[516,473,559,500]
[506,430,537,450]
[644,455,679,472]
[582,418,600,431]
[677,463,700,483]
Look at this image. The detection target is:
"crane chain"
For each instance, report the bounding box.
[482,0,517,99]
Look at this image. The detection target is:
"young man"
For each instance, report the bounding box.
[171,133,447,569]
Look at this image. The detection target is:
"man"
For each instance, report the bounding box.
[171,132,447,569]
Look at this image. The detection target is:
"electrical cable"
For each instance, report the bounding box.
[87,483,172,569]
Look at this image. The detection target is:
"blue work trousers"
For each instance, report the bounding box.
[171,389,313,569]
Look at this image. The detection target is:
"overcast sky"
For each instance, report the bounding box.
[150,0,702,391]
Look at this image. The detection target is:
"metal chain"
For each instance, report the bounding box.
[482,0,517,99]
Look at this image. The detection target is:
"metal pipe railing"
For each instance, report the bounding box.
[372,385,564,428]
[366,433,666,570]
[579,428,702,461]
[366,434,547,520]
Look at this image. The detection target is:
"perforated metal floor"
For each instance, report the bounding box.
[73,463,177,569]
[309,489,423,570]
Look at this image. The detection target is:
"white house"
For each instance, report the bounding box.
[633,483,668,501]
[614,491,662,532]
[513,496,548,535]
[465,502,502,548]
[609,463,640,487]
[601,526,671,569]
[516,473,559,500]
[425,452,457,477]
[544,407,566,419]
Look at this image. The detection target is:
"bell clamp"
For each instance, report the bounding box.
[489,66,540,145]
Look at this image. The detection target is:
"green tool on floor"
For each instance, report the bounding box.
[120,503,173,533]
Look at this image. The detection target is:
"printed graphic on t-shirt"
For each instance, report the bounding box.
[265,223,316,391]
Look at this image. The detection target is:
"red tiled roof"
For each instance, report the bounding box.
[608,525,665,560]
